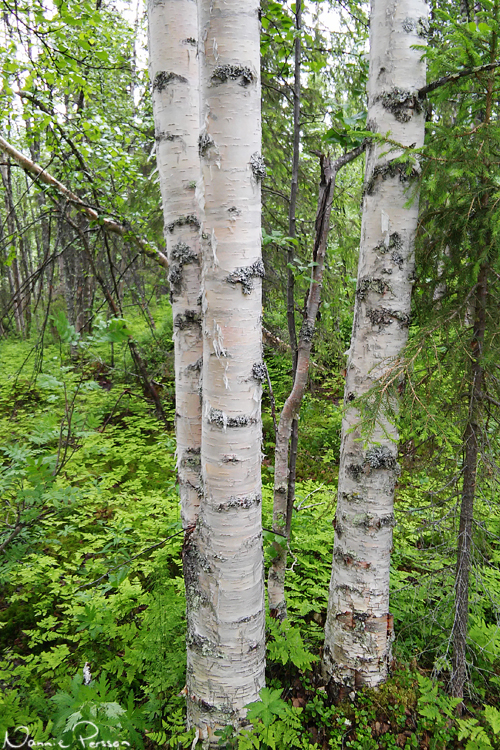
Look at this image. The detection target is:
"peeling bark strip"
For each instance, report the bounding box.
[189,0,265,737]
[323,0,427,691]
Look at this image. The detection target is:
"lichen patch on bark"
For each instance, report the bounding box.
[211,63,255,86]
[153,70,188,91]
[167,214,200,233]
[226,259,265,294]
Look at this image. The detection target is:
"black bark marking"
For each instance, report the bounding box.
[215,493,261,512]
[226,259,265,294]
[250,152,267,180]
[167,214,200,233]
[365,446,397,470]
[174,310,201,330]
[153,71,187,92]
[251,362,267,382]
[198,131,215,156]
[207,408,255,428]
[367,308,410,327]
[357,276,392,300]
[375,87,423,123]
[211,64,255,86]
[365,159,419,196]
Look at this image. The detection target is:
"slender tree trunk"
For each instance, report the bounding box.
[147,0,203,528]
[286,0,302,545]
[322,0,427,692]
[184,0,265,736]
[1,159,25,336]
[269,148,364,619]
[449,265,487,702]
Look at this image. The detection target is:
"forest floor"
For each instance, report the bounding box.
[1,331,500,749]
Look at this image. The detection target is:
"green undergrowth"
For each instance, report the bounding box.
[1,335,500,749]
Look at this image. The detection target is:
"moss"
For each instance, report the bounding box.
[168,265,183,297]
[211,63,254,86]
[153,71,187,92]
[340,491,362,503]
[226,259,265,294]
[346,464,363,481]
[417,17,429,37]
[181,447,201,469]
[250,152,267,180]
[391,251,404,268]
[187,632,224,659]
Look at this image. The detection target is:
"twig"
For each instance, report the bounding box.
[77,527,187,590]
[418,60,500,99]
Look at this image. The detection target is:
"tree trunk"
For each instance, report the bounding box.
[322,0,427,692]
[0,159,26,336]
[147,0,203,528]
[184,0,265,736]
[269,148,364,619]
[285,0,302,553]
[449,265,487,702]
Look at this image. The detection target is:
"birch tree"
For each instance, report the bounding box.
[147,0,203,530]
[323,0,427,690]
[148,0,266,734]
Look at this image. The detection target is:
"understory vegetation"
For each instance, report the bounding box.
[1,314,500,749]
[1,0,500,745]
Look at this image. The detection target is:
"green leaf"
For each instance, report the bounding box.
[484,705,500,734]
[245,688,289,728]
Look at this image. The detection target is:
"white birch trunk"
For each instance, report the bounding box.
[323,0,427,691]
[147,0,203,528]
[184,0,265,736]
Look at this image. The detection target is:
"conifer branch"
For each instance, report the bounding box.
[418,60,500,98]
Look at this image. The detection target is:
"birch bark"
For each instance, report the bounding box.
[147,0,203,529]
[323,0,427,690]
[183,0,265,735]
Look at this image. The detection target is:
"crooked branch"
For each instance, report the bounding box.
[0,134,168,270]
